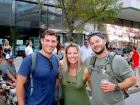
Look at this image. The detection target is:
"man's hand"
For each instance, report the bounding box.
[100,81,116,92]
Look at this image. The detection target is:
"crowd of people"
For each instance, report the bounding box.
[0,39,16,87]
[0,30,139,105]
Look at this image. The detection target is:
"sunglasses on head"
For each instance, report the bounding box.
[65,73,77,84]
[88,31,104,39]
[65,67,78,84]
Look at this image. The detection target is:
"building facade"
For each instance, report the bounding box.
[0,0,84,54]
[0,0,140,54]
[106,0,140,48]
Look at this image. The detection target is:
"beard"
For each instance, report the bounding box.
[94,46,106,55]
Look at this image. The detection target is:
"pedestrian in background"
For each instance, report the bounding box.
[80,38,93,62]
[25,40,33,56]
[56,44,65,61]
[130,46,140,87]
[3,39,12,56]
[16,30,58,105]
[60,42,91,105]
[85,31,136,105]
[0,44,2,54]
[0,54,16,86]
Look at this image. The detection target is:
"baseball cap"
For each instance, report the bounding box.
[6,54,15,59]
[88,31,105,39]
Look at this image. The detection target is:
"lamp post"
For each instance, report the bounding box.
[37,0,44,36]
[12,0,16,55]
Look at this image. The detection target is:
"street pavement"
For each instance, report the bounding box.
[125,90,140,105]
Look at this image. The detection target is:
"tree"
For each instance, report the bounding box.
[56,0,122,41]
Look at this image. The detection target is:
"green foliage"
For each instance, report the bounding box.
[56,0,122,33]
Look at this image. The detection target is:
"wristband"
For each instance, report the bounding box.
[114,84,121,91]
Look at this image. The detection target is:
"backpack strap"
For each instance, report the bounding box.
[107,53,116,65]
[107,53,124,82]
[107,53,129,98]
[30,52,36,96]
[31,52,36,72]
[106,53,117,79]
[89,55,96,73]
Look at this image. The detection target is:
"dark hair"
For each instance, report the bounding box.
[0,44,2,51]
[26,40,32,46]
[2,39,5,44]
[40,30,57,39]
[84,38,88,41]
[39,30,57,49]
[133,46,137,50]
[0,54,2,58]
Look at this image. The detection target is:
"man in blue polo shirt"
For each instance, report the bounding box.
[16,30,58,105]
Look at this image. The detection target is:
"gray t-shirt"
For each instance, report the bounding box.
[0,59,9,73]
[0,59,16,81]
[85,52,134,105]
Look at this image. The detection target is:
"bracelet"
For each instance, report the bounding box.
[114,84,121,91]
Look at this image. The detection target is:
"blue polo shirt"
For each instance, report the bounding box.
[18,51,58,105]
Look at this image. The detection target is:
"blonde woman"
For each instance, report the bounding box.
[3,40,12,55]
[60,42,91,105]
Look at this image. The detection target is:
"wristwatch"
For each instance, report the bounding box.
[114,84,121,91]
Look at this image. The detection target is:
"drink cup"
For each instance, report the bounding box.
[101,79,109,84]
[100,79,110,92]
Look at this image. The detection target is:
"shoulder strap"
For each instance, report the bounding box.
[90,55,96,66]
[107,53,124,83]
[107,53,116,76]
[107,53,129,98]
[89,55,96,73]
[31,52,36,72]
[107,53,116,65]
[30,52,36,96]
